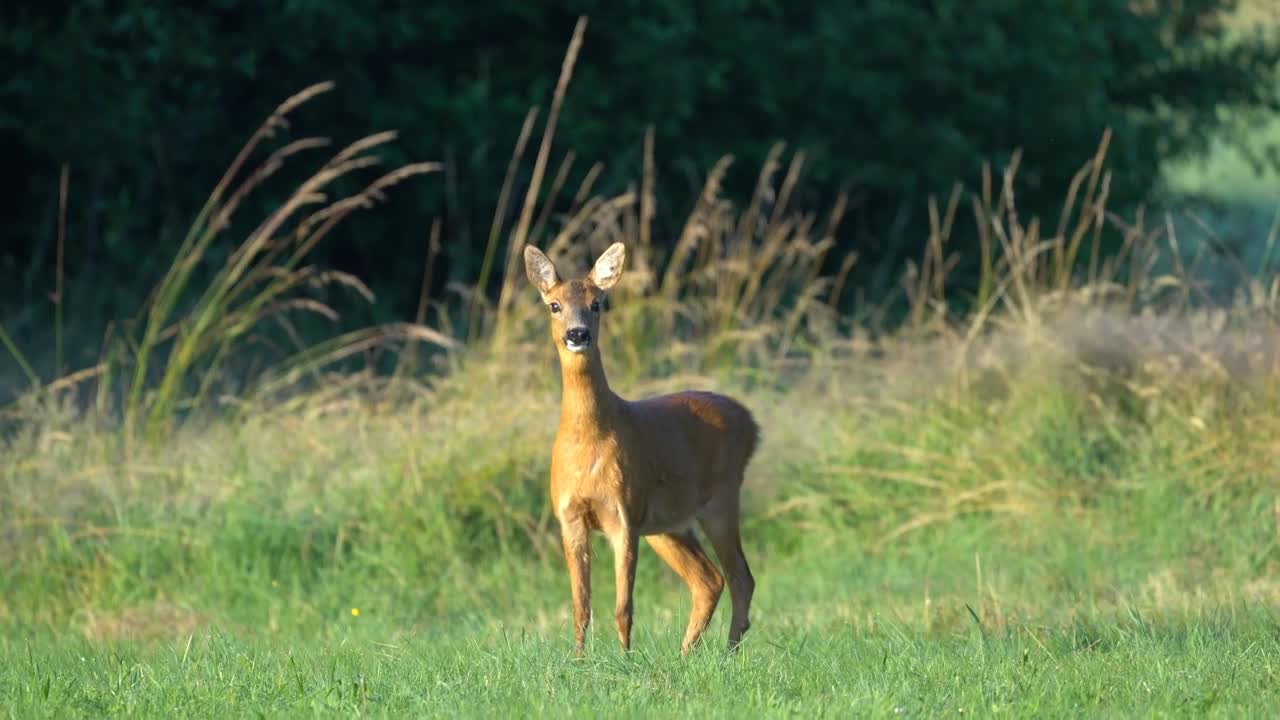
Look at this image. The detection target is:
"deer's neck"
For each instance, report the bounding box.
[558,350,618,436]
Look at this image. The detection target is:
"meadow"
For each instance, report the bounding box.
[3,69,1280,717]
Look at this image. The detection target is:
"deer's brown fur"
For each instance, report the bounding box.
[524,242,760,657]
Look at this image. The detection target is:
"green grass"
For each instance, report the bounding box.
[5,606,1278,717]
[3,507,1278,718]
[3,442,1278,719]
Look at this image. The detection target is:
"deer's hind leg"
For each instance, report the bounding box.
[698,488,755,651]
[645,530,723,655]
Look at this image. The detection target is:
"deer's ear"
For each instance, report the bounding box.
[524,245,560,296]
[589,242,626,291]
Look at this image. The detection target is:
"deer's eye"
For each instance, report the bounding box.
[590,300,600,313]
[549,302,562,314]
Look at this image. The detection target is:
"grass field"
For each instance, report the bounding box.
[4,343,1279,718]
[4,69,1280,716]
[3,343,1278,716]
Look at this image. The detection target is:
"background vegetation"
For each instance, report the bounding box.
[3,0,1280,386]
[1,2,1279,717]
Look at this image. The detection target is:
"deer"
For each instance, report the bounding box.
[523,241,761,657]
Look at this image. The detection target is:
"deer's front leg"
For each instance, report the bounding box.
[610,526,638,651]
[559,515,592,657]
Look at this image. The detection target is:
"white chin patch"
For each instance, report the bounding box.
[564,341,589,354]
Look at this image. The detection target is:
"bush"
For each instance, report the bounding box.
[2,1,1277,344]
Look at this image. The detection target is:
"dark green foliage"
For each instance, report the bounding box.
[2,1,1277,344]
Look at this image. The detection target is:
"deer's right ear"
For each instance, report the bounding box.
[524,245,560,296]
[589,242,626,291]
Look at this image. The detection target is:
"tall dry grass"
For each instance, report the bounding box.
[1,82,455,448]
[4,99,1276,549]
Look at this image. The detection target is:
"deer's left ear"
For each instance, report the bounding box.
[589,242,626,291]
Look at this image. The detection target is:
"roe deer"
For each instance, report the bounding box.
[524,241,761,657]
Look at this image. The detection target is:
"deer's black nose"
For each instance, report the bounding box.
[565,327,591,346]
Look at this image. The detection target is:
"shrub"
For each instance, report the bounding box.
[1,1,1277,348]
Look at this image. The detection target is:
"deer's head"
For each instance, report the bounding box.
[524,242,625,357]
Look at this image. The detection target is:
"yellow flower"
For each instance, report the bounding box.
[350,607,360,617]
